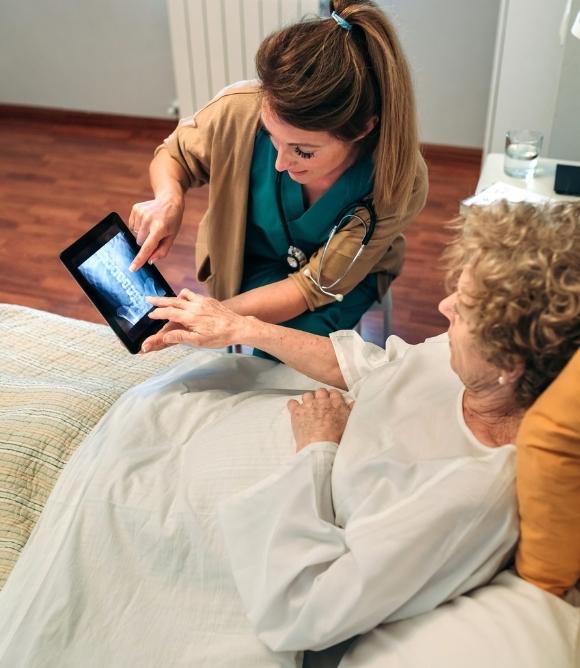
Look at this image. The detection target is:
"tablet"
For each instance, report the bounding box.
[60,212,176,354]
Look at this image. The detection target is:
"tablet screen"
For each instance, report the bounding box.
[60,212,176,353]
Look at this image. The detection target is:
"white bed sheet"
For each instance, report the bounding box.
[0,351,322,668]
[339,571,580,668]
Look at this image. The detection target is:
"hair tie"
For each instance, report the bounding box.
[331,10,352,31]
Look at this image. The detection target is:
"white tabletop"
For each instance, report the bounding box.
[477,153,580,201]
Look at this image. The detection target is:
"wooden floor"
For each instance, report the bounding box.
[0,106,482,346]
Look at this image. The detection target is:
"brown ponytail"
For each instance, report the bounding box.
[255,0,419,214]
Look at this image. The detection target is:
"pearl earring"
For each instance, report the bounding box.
[498,375,506,386]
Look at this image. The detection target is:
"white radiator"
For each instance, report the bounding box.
[167,0,321,118]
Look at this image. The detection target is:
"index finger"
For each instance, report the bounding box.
[146,293,201,311]
[146,295,190,309]
[130,235,159,272]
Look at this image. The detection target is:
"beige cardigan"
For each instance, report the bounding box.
[157,81,428,310]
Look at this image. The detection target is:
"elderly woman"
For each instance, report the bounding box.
[141,200,580,651]
[0,202,577,665]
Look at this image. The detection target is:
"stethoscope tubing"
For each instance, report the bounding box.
[274,172,377,294]
[315,216,369,291]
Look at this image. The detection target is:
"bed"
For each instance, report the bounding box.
[0,303,578,667]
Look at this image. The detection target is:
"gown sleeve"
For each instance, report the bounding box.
[330,329,413,390]
[219,442,517,653]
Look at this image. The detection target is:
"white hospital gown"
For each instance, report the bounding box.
[219,332,518,653]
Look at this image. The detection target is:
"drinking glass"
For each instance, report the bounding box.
[504,130,543,179]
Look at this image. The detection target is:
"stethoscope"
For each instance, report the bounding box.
[274,172,378,302]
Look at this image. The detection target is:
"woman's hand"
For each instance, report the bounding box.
[288,388,353,452]
[128,194,184,271]
[141,289,247,352]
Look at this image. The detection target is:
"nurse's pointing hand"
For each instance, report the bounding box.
[128,194,184,272]
[141,290,246,352]
[288,388,353,452]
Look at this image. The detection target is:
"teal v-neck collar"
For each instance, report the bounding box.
[281,152,374,224]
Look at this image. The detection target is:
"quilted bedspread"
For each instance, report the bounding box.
[0,304,193,588]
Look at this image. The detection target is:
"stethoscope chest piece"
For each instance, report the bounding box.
[286,245,307,270]
[274,171,377,300]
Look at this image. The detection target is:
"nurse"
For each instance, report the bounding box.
[129,0,428,351]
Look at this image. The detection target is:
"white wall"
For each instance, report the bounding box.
[0,0,176,118]
[380,0,501,148]
[483,0,570,157]
[0,0,500,146]
[551,0,580,159]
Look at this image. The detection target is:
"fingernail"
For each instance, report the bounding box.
[141,343,149,352]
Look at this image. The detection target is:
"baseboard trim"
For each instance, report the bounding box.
[0,104,484,160]
[0,104,176,137]
[421,143,483,164]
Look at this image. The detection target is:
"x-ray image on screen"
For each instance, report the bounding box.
[78,233,167,329]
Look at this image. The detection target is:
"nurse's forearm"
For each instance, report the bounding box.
[222,278,308,324]
[238,317,346,390]
[149,149,190,200]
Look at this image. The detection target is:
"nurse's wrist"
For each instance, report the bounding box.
[154,186,185,206]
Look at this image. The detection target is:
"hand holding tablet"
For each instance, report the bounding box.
[60,212,177,353]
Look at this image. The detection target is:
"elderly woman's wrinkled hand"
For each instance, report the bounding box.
[288,388,353,452]
[141,289,244,352]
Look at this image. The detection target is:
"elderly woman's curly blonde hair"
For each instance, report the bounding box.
[444,200,580,407]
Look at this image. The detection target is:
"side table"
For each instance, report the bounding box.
[477,154,580,201]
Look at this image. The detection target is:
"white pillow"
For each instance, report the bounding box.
[338,571,580,668]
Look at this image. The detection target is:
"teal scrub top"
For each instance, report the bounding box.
[242,128,379,344]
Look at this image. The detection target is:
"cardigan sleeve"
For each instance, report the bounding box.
[153,82,262,190]
[219,441,517,653]
[289,155,428,310]
[154,112,215,189]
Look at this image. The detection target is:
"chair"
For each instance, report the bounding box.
[354,288,392,344]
